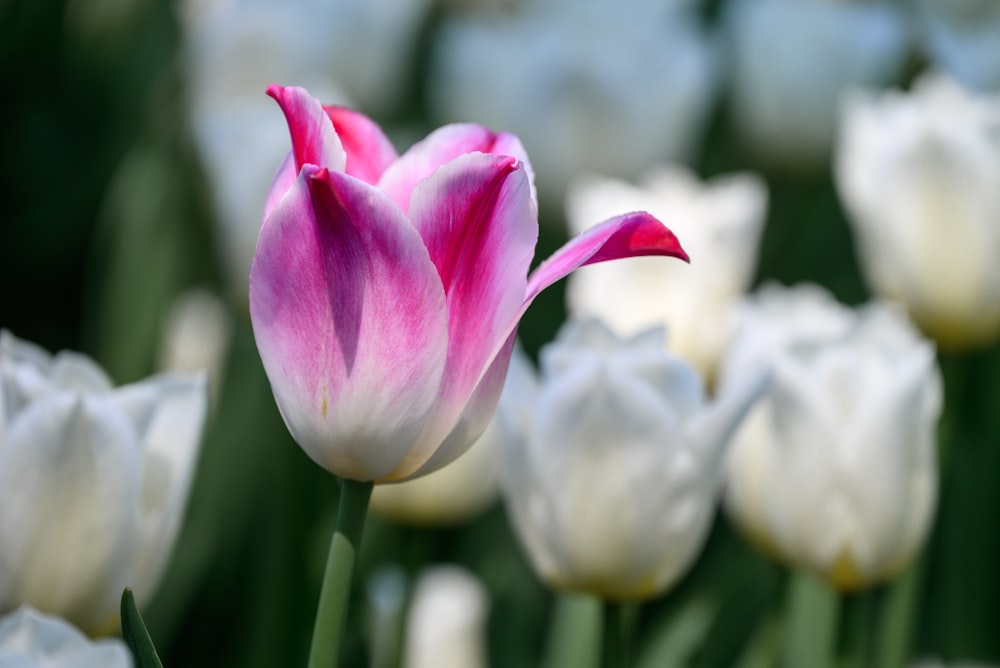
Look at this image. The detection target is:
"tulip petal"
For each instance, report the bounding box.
[323,105,399,184]
[110,374,208,602]
[378,124,535,213]
[399,154,536,476]
[0,394,142,635]
[407,333,518,480]
[525,211,689,308]
[266,84,346,174]
[263,151,296,224]
[250,166,449,481]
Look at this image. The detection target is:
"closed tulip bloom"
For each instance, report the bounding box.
[0,606,132,668]
[565,167,766,380]
[719,283,941,591]
[0,331,207,635]
[725,0,909,171]
[249,85,688,483]
[499,320,764,600]
[836,72,1000,350]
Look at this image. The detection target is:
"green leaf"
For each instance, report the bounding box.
[121,588,165,668]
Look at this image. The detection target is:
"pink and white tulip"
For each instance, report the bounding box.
[250,85,688,483]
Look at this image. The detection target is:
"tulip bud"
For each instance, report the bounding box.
[719,283,941,591]
[0,331,207,635]
[836,72,1000,350]
[499,320,764,601]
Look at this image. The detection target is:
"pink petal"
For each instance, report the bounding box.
[525,211,689,306]
[323,105,399,184]
[378,124,535,213]
[249,166,450,482]
[266,84,346,174]
[404,332,518,481]
[482,212,687,390]
[400,153,536,475]
[263,151,296,223]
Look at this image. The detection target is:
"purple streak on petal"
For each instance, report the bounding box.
[249,166,449,481]
[266,84,346,174]
[323,105,399,184]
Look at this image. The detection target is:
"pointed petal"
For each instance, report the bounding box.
[323,105,399,184]
[266,84,346,174]
[525,212,689,306]
[378,124,535,213]
[249,166,449,481]
[399,154,536,475]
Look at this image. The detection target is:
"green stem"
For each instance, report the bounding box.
[308,478,374,668]
[601,600,637,668]
[875,557,922,668]
[544,594,601,668]
[782,571,840,668]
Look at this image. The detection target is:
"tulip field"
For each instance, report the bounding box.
[1,1,999,667]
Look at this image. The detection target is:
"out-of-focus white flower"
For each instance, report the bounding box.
[430,0,720,201]
[565,166,767,381]
[179,0,431,300]
[836,72,1000,350]
[0,331,207,635]
[725,0,910,171]
[368,418,501,526]
[403,566,489,668]
[0,606,132,668]
[916,0,1000,92]
[500,320,764,600]
[157,289,231,400]
[719,283,941,591]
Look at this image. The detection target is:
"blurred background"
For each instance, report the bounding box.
[2,0,999,666]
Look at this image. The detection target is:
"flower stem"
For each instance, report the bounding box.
[782,571,840,668]
[308,478,374,668]
[601,600,637,668]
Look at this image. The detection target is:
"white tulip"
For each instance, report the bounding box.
[565,166,766,381]
[836,71,1000,350]
[500,320,764,600]
[429,1,720,201]
[719,283,941,591]
[0,331,207,635]
[916,0,1000,92]
[725,0,909,170]
[0,606,132,668]
[403,566,489,668]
